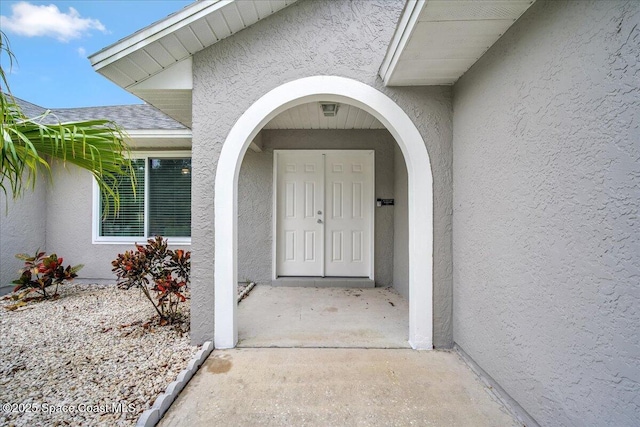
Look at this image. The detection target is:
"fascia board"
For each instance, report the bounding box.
[379,0,427,86]
[89,0,228,70]
[125,129,193,138]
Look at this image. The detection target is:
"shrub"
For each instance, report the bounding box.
[112,236,190,324]
[12,251,83,299]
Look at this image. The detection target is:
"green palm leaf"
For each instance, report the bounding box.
[0,31,134,214]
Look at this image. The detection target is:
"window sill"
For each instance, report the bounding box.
[92,238,192,246]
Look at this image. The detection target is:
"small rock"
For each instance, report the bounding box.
[0,283,201,426]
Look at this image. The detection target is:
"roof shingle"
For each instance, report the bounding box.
[12,97,187,131]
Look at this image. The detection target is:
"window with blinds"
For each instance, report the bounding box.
[100,159,145,237]
[99,155,191,239]
[149,158,191,237]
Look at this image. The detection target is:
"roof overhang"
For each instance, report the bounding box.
[380,0,536,86]
[91,0,537,127]
[126,129,192,138]
[125,129,192,150]
[90,0,298,128]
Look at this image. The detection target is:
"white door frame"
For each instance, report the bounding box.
[214,76,433,350]
[272,149,375,280]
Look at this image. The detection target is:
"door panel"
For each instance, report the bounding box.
[275,150,373,278]
[276,152,324,276]
[324,152,373,277]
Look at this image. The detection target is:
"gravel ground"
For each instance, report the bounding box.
[0,283,198,427]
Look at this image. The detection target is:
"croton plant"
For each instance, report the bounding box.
[112,236,190,324]
[12,251,83,299]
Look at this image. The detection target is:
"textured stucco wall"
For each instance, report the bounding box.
[393,144,409,299]
[452,1,640,425]
[238,129,397,287]
[45,159,191,281]
[45,164,131,280]
[192,0,453,346]
[0,178,47,293]
[237,145,273,285]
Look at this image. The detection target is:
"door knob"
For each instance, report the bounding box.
[317,210,322,215]
[317,219,323,224]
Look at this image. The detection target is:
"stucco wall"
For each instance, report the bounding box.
[238,129,397,287]
[191,0,453,347]
[452,1,640,425]
[45,164,129,280]
[393,144,409,299]
[0,178,47,293]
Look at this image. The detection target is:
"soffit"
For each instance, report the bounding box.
[89,0,297,127]
[380,0,536,86]
[90,0,297,89]
[122,130,192,150]
[264,103,385,130]
[90,0,536,129]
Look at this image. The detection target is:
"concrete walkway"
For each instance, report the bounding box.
[238,286,410,348]
[158,348,519,427]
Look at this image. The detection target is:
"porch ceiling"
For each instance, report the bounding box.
[264,103,385,130]
[379,0,536,86]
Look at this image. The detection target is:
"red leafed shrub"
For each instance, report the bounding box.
[12,251,83,300]
[112,236,190,324]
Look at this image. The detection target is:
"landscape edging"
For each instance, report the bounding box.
[136,341,214,427]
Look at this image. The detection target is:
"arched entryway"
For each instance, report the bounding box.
[214,76,433,349]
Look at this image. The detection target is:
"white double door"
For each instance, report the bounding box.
[275,150,374,278]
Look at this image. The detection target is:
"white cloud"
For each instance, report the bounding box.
[0,2,107,42]
[77,47,87,57]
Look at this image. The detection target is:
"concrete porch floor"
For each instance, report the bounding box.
[237,286,411,348]
[158,348,519,426]
[158,288,519,426]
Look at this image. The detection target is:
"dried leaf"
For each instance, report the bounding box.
[4,301,27,311]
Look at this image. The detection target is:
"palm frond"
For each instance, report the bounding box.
[0,30,134,214]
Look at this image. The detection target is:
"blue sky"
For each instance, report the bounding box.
[1,0,193,108]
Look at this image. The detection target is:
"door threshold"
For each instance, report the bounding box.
[271,277,375,288]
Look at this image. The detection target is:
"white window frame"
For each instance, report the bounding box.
[92,150,192,245]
